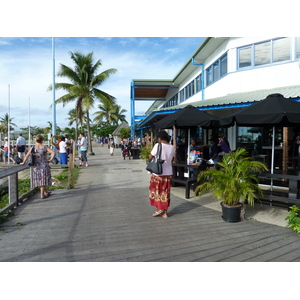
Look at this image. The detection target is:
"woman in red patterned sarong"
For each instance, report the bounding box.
[149,130,175,219]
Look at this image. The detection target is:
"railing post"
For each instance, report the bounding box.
[8,173,19,207]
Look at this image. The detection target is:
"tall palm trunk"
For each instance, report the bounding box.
[86,110,94,154]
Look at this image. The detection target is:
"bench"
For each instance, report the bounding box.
[257,172,300,208]
[259,172,300,199]
[259,194,300,209]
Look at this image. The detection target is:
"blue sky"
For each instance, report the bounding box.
[0,37,205,130]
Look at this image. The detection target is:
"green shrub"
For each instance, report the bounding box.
[285,205,300,234]
[139,146,151,160]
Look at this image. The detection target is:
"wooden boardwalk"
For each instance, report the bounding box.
[1,143,300,262]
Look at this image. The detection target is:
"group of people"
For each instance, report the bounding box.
[57,133,89,167]
[1,133,27,165]
[1,130,230,220]
[108,138,139,159]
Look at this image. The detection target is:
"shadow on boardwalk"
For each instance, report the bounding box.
[1,143,300,262]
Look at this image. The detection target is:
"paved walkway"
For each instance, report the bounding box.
[0,143,300,262]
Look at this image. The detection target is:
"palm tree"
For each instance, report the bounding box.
[0,113,17,136]
[48,51,117,154]
[44,121,52,135]
[113,104,127,124]
[44,121,62,136]
[93,98,116,126]
[93,100,127,126]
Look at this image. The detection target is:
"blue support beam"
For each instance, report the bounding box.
[130,82,179,139]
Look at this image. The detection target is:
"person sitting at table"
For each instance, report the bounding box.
[209,138,221,168]
[190,139,201,151]
[218,135,231,155]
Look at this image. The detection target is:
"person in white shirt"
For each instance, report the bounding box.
[59,136,68,164]
[16,133,26,159]
[78,133,88,167]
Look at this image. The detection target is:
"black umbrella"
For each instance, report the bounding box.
[220,93,300,127]
[154,105,220,164]
[220,93,300,189]
[154,105,220,129]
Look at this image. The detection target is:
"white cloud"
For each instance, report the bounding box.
[0,37,204,131]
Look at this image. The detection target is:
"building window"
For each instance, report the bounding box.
[238,37,291,70]
[213,61,219,82]
[206,66,213,86]
[273,37,290,62]
[255,41,271,66]
[297,37,300,58]
[220,54,227,77]
[189,81,195,97]
[206,52,228,87]
[238,46,252,68]
[195,74,202,93]
[179,89,185,103]
[164,94,179,108]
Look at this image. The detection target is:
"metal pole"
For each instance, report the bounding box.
[28,97,31,148]
[8,84,11,203]
[7,84,11,167]
[130,82,135,139]
[52,37,58,158]
[52,37,56,137]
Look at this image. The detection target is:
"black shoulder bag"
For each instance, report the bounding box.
[146,143,165,175]
[27,146,35,166]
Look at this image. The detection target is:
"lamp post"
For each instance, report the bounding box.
[52,37,58,158]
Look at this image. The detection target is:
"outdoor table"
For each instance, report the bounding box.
[172,161,208,199]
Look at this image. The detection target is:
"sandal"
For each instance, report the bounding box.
[162,211,169,219]
[152,210,164,217]
[44,192,52,198]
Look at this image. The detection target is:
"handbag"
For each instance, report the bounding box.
[51,157,59,164]
[27,146,35,166]
[146,143,165,175]
[13,156,22,164]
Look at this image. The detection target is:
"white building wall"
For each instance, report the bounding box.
[175,37,300,105]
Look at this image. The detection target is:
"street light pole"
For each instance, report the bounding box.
[52,37,58,157]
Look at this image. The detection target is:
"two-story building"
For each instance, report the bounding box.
[132,37,300,168]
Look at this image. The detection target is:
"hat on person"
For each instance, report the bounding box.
[4,137,8,140]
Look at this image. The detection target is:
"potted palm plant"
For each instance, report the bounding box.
[195,148,268,222]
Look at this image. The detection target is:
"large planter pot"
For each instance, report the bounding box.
[220,202,243,223]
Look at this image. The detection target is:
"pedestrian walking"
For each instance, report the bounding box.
[149,130,175,219]
[109,138,115,156]
[77,133,88,167]
[2,137,15,165]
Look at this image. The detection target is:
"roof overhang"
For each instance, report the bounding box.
[137,85,300,128]
[132,79,179,115]
[131,38,230,118]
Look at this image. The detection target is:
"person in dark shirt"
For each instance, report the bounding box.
[218,135,231,154]
[209,138,220,168]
